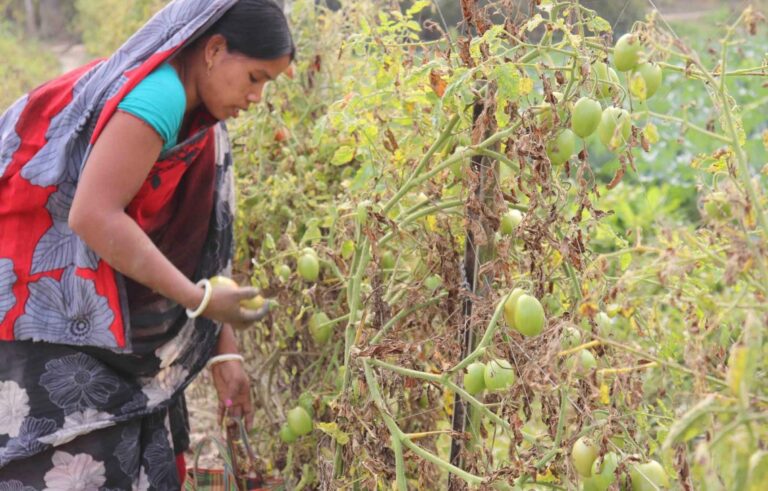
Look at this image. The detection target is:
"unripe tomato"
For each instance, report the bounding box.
[298,253,320,282]
[583,452,620,491]
[547,129,576,166]
[593,62,620,99]
[571,97,602,138]
[502,288,526,330]
[631,63,662,100]
[276,264,291,282]
[513,294,546,336]
[309,312,332,345]
[561,325,581,349]
[596,312,613,331]
[463,362,486,395]
[703,191,731,220]
[484,358,515,390]
[614,33,642,72]
[500,209,523,235]
[341,239,355,260]
[241,294,266,311]
[597,107,631,150]
[579,349,597,371]
[298,391,315,418]
[287,406,313,436]
[571,436,599,477]
[279,423,297,443]
[210,275,238,289]
[424,274,442,291]
[630,460,669,491]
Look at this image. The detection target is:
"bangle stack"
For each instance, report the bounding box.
[185,279,213,319]
[206,353,245,370]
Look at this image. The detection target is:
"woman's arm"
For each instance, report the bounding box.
[69,111,262,327]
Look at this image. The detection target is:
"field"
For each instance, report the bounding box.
[2,1,767,489]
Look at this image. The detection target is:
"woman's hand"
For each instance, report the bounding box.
[202,285,269,330]
[211,358,253,429]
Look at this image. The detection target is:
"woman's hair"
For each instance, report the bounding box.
[203,0,295,61]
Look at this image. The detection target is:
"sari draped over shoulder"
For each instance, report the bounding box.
[0,0,240,487]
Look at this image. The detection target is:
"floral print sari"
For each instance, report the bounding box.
[0,0,241,487]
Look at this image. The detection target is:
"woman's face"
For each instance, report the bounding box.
[200,35,292,120]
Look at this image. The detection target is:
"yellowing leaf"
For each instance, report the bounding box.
[644,122,660,144]
[578,302,599,318]
[519,76,534,96]
[727,345,749,396]
[599,382,610,405]
[316,422,350,445]
[426,214,437,232]
[331,145,356,166]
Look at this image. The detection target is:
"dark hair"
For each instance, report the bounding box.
[205,0,295,61]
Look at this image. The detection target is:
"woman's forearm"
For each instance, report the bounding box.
[216,324,239,354]
[70,209,204,311]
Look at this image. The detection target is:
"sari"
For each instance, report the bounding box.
[0,0,241,487]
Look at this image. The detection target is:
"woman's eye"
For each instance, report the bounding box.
[249,74,259,83]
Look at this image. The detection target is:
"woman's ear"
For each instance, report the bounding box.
[204,34,229,67]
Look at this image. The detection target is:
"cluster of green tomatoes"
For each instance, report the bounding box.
[542,33,663,166]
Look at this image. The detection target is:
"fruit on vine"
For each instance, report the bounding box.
[279,423,297,443]
[703,191,732,220]
[547,129,576,166]
[309,312,332,345]
[381,251,396,270]
[593,62,620,99]
[287,406,313,436]
[502,288,526,330]
[631,63,662,100]
[513,294,546,337]
[561,325,581,349]
[424,274,442,291]
[463,362,486,395]
[276,264,291,281]
[572,97,602,138]
[500,209,523,235]
[484,359,515,390]
[298,251,320,282]
[597,107,632,150]
[571,436,599,477]
[614,33,642,72]
[579,349,597,371]
[583,452,620,491]
[298,391,315,418]
[630,460,670,491]
[596,312,613,331]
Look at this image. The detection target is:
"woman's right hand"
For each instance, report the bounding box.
[202,285,270,330]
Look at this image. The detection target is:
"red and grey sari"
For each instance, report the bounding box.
[0,0,239,487]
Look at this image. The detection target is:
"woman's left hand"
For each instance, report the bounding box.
[211,358,253,429]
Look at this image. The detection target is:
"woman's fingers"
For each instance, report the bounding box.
[240,303,270,323]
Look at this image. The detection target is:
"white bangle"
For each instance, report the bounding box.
[185,279,213,319]
[206,353,245,370]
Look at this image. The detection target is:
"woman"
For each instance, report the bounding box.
[0,0,294,487]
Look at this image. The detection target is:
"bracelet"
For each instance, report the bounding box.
[185,279,213,319]
[206,353,245,370]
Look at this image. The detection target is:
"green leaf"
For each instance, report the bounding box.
[587,16,611,33]
[316,422,350,445]
[406,0,430,17]
[331,145,356,166]
[494,64,520,102]
[662,394,718,451]
[619,252,632,271]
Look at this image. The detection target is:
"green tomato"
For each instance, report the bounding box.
[631,63,662,100]
[614,33,642,72]
[500,209,523,235]
[424,274,442,291]
[561,325,582,349]
[597,107,632,150]
[209,275,238,289]
[596,312,613,331]
[287,406,313,436]
[502,288,527,330]
[341,239,356,260]
[276,264,291,282]
[630,461,669,491]
[279,423,298,443]
[571,436,599,477]
[381,251,396,271]
[513,294,546,337]
[593,62,620,99]
[703,191,732,220]
[463,362,486,395]
[579,349,597,371]
[298,391,315,418]
[587,452,620,491]
[297,253,320,282]
[309,312,332,345]
[571,97,602,138]
[484,358,515,391]
[547,128,576,166]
